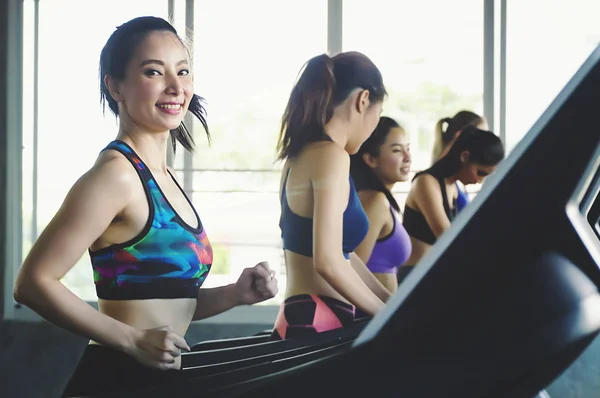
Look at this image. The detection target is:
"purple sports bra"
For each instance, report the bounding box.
[366,206,412,274]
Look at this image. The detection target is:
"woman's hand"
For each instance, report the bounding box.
[127,326,190,370]
[234,261,279,305]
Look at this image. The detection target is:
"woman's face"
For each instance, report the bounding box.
[110,31,193,133]
[368,127,412,184]
[457,154,498,185]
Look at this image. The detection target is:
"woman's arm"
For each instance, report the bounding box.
[349,253,392,301]
[311,145,385,316]
[192,284,240,321]
[411,174,452,238]
[13,155,143,352]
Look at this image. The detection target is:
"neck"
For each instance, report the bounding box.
[446,175,458,185]
[116,126,170,174]
[323,115,350,151]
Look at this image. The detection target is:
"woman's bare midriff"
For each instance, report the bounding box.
[284,251,351,305]
[90,298,196,346]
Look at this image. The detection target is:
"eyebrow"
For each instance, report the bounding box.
[391,143,409,147]
[139,59,189,67]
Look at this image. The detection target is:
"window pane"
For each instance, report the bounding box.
[506,0,600,151]
[343,0,484,172]
[30,0,168,301]
[189,0,327,305]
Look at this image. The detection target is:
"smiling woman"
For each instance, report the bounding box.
[13,16,278,397]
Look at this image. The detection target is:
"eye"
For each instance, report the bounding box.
[477,170,489,177]
[144,69,161,77]
[179,69,190,76]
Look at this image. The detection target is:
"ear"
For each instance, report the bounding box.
[362,152,378,168]
[460,150,470,163]
[104,75,124,102]
[354,89,370,114]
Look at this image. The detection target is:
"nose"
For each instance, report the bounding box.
[166,75,184,95]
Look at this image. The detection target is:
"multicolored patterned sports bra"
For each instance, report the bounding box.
[89,140,213,300]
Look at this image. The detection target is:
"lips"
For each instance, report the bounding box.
[156,102,184,115]
[156,103,182,110]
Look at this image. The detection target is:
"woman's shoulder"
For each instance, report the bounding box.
[357,190,389,210]
[302,141,350,177]
[86,148,140,189]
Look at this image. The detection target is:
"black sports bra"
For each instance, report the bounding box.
[402,171,457,245]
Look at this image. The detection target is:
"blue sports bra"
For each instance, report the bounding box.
[456,183,469,212]
[89,140,213,300]
[280,169,369,259]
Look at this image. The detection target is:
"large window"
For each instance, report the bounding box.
[15,0,600,311]
[188,0,327,305]
[22,0,168,301]
[342,0,484,204]
[506,0,600,151]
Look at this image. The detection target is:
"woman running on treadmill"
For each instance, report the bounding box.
[398,125,504,284]
[350,116,412,294]
[12,16,278,397]
[273,52,391,340]
[432,111,489,213]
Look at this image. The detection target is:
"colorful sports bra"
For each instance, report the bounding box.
[280,169,369,260]
[366,206,412,274]
[89,140,213,300]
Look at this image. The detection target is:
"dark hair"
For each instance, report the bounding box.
[276,51,387,161]
[432,110,484,164]
[350,116,402,212]
[418,125,505,181]
[99,16,209,153]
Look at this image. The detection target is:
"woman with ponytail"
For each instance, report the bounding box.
[273,52,391,340]
[14,17,278,397]
[398,125,505,284]
[350,117,412,294]
[432,111,489,212]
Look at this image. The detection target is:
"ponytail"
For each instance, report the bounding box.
[432,117,452,164]
[277,51,386,161]
[277,54,336,160]
[431,110,485,164]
